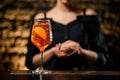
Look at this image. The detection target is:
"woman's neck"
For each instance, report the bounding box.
[54,1,71,13]
[54,1,81,13]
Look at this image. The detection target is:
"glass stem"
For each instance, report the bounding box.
[40,51,44,70]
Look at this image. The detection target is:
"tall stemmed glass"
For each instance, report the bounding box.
[31,19,52,72]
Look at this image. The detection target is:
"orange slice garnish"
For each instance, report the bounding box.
[34,27,47,40]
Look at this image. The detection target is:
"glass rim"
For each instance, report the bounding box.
[34,19,51,22]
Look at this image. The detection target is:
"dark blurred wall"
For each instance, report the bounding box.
[0,0,120,70]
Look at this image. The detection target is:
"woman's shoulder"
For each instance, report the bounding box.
[34,13,45,19]
[78,8,97,16]
[85,8,97,15]
[34,9,54,19]
[77,8,99,22]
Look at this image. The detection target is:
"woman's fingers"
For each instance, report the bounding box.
[54,40,82,57]
[54,43,61,56]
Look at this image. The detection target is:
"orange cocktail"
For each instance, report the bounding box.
[31,20,52,52]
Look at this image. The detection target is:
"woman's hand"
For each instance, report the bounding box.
[61,40,81,54]
[54,40,82,57]
[53,43,70,57]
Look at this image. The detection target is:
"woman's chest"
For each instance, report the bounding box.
[51,23,89,46]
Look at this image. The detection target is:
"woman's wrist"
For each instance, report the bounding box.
[50,47,56,56]
[80,48,98,64]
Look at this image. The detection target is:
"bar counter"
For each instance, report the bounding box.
[1,70,120,80]
[10,70,120,75]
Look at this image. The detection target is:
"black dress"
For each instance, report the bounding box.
[25,14,108,70]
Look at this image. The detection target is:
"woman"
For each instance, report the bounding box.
[25,0,108,70]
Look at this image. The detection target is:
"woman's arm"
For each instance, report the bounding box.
[32,47,55,68]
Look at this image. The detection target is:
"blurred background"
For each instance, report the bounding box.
[0,0,120,71]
